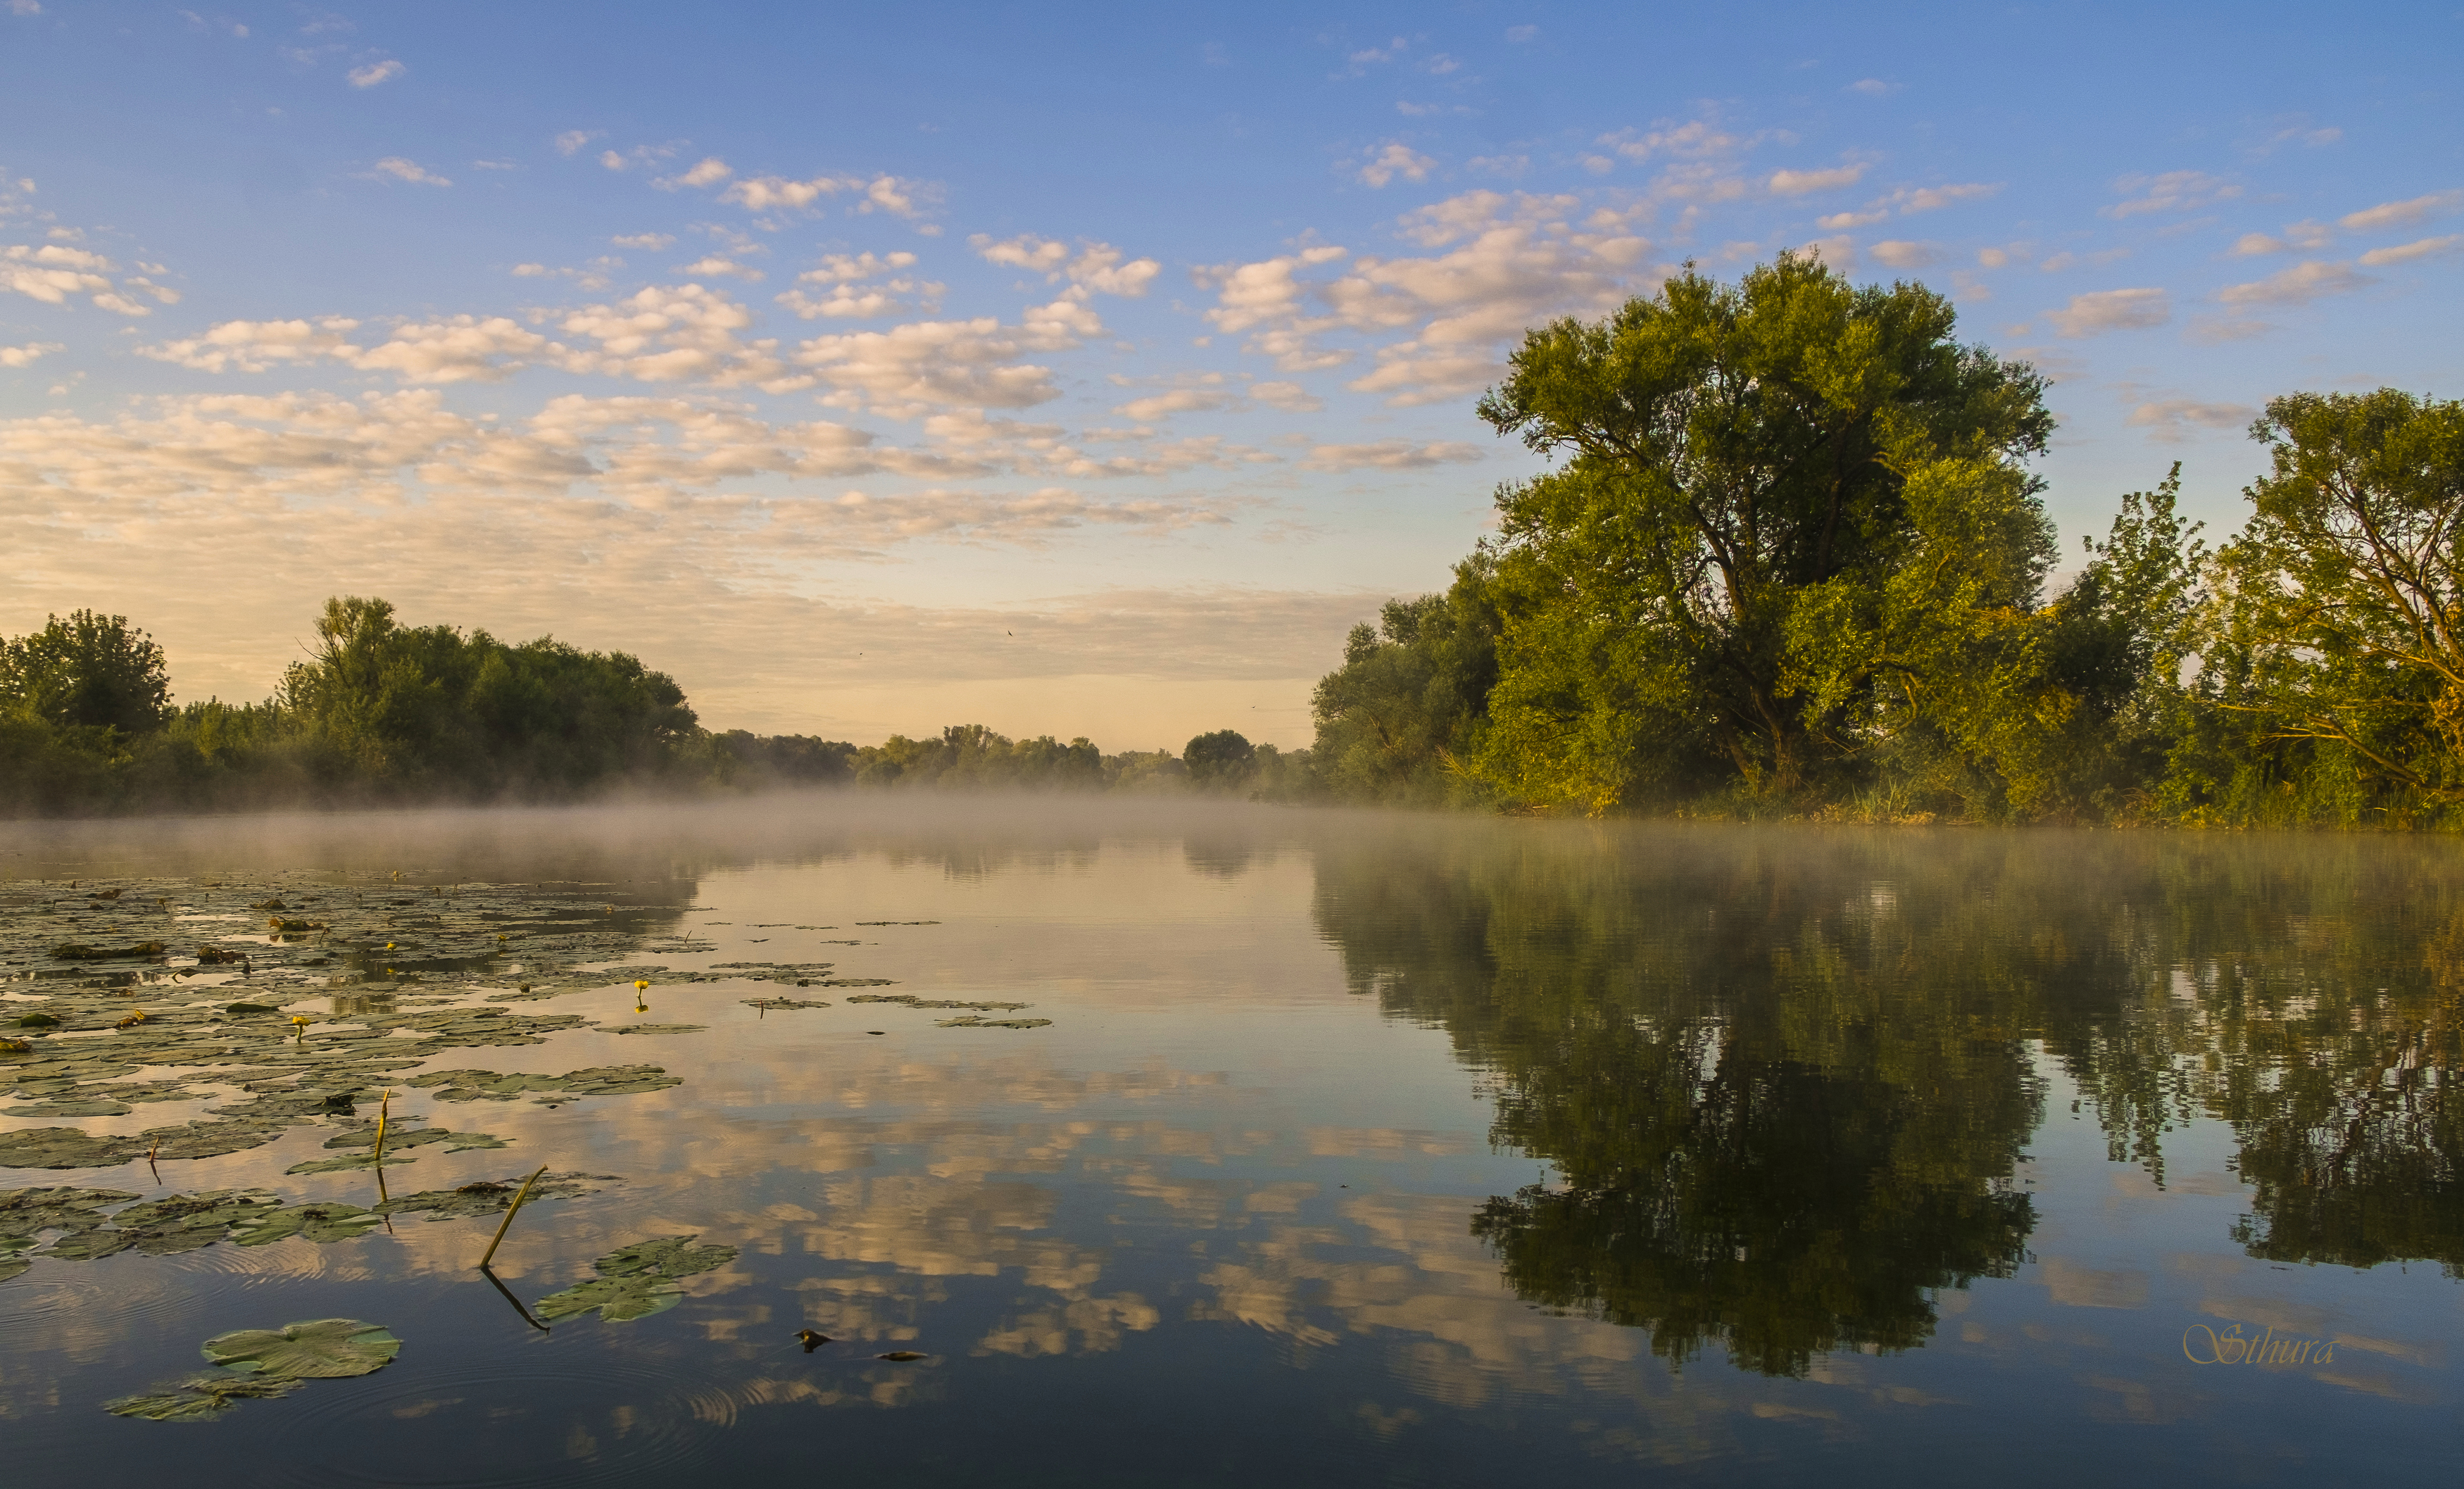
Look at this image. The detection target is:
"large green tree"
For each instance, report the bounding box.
[1473,252,2054,810]
[0,610,172,736]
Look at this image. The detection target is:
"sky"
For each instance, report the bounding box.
[2,2,2460,749]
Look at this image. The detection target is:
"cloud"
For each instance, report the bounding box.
[1804,235,1856,271]
[677,255,765,281]
[658,156,734,190]
[2127,398,2256,441]
[1869,240,1938,268]
[1595,119,1749,165]
[794,300,1100,416]
[612,232,675,251]
[2044,287,2170,337]
[2215,260,2371,307]
[970,236,1160,298]
[2358,234,2463,267]
[554,130,602,157]
[1358,144,1435,189]
[8,1,42,14]
[2104,171,2240,218]
[1198,192,1649,402]
[1768,163,1865,196]
[141,314,552,382]
[560,284,802,389]
[346,58,403,87]
[0,340,61,367]
[1301,439,1483,470]
[775,251,941,320]
[0,243,164,316]
[1249,381,1321,413]
[1504,25,1536,42]
[599,143,680,172]
[1847,79,1896,96]
[1114,388,1230,421]
[367,156,451,187]
[2339,190,2462,233]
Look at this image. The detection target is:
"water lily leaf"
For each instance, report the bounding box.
[0,1255,28,1283]
[593,1234,737,1279]
[876,1351,927,1362]
[534,1274,684,1323]
[227,1203,384,1246]
[604,1023,705,1036]
[201,1319,401,1378]
[106,1372,303,1421]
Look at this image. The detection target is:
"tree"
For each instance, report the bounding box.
[0,610,172,736]
[1310,558,1500,806]
[1473,252,2053,808]
[2199,390,2464,808]
[1182,729,1257,792]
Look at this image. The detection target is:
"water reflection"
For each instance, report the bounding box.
[1312,825,2464,1372]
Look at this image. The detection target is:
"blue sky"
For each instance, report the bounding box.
[4,1,2459,746]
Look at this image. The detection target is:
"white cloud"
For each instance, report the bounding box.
[1114,388,1230,421]
[141,314,552,382]
[1847,78,1896,96]
[794,299,1100,416]
[1595,120,1749,164]
[970,235,1159,298]
[560,283,801,389]
[2215,260,2372,307]
[8,1,43,14]
[658,156,734,190]
[1302,439,1483,470]
[599,144,679,172]
[2358,234,2463,267]
[1818,208,1888,230]
[1193,246,1349,337]
[367,156,451,187]
[0,243,158,315]
[1358,143,1435,189]
[1768,162,1865,196]
[2127,398,2255,441]
[1869,240,1939,268]
[2044,287,2170,336]
[346,58,403,87]
[141,316,364,372]
[554,130,602,157]
[774,251,941,320]
[1249,381,1321,413]
[1504,24,1536,41]
[2340,190,2463,233]
[1804,235,1856,271]
[2228,220,2331,256]
[676,255,765,281]
[2104,171,2240,219]
[0,340,61,367]
[612,232,675,251]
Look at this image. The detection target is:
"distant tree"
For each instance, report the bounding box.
[1182,729,1257,791]
[1311,560,1500,807]
[0,610,172,736]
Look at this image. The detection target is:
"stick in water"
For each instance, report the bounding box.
[477,1164,550,1270]
[372,1088,391,1166]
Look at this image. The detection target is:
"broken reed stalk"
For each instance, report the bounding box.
[372,1088,391,1166]
[477,1164,550,1269]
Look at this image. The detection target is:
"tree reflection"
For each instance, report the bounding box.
[1309,824,2464,1374]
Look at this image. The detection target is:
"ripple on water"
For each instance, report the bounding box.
[260,1355,713,1489]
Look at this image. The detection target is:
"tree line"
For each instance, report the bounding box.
[0,596,1307,815]
[1311,251,2464,826]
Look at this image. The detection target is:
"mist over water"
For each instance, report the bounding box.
[2,798,2459,1485]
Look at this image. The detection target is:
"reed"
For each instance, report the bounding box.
[477,1164,550,1269]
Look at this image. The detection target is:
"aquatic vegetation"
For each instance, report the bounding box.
[846,993,1029,1011]
[104,1372,303,1421]
[934,1016,1052,1029]
[605,1023,705,1036]
[533,1234,738,1324]
[876,1351,926,1362]
[378,1171,617,1221]
[203,1318,401,1377]
[403,1064,681,1102]
[742,997,831,1011]
[0,1185,384,1268]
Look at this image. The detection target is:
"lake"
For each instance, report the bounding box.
[1,798,2456,1486]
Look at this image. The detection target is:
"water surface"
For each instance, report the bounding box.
[1,800,2456,1485]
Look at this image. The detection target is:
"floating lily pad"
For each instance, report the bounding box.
[876,1351,927,1362]
[377,1171,619,1221]
[742,998,831,1011]
[106,1372,303,1421]
[227,1202,384,1246]
[202,1318,401,1378]
[402,1064,681,1102]
[934,1016,1053,1029]
[604,1023,705,1036]
[533,1233,738,1323]
[846,993,1028,1011]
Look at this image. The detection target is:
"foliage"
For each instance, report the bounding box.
[0,610,171,736]
[1183,729,1256,791]
[1309,560,1499,808]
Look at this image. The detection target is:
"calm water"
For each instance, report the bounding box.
[1,798,2458,1485]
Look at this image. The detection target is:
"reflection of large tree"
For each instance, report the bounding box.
[1310,824,2464,1372]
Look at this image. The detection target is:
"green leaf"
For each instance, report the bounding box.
[201,1319,401,1378]
[106,1373,303,1421]
[534,1274,684,1323]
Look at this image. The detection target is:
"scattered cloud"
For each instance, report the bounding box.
[776,251,942,320]
[2358,234,2463,267]
[0,340,62,367]
[2104,171,2240,219]
[2044,287,2170,337]
[1114,388,1231,421]
[1595,120,1750,165]
[1869,240,1939,269]
[599,143,681,172]
[659,156,735,190]
[2127,398,2256,441]
[1504,24,1537,42]
[1249,380,1321,413]
[794,299,1101,416]
[365,156,451,187]
[346,58,403,88]
[554,130,602,157]
[2038,248,2130,272]
[8,1,43,15]
[1768,161,1865,196]
[2340,190,2463,234]
[1804,235,1856,271]
[677,255,765,281]
[612,232,675,251]
[2227,221,2334,256]
[1358,143,1435,189]
[972,235,1160,298]
[2216,260,2371,307]
[1,243,160,315]
[1301,439,1483,470]
[1847,79,1897,96]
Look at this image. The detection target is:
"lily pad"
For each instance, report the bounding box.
[378,1171,619,1221]
[934,1016,1053,1029]
[201,1318,401,1378]
[106,1372,303,1421]
[227,1202,384,1246]
[604,1023,705,1036]
[532,1233,737,1323]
